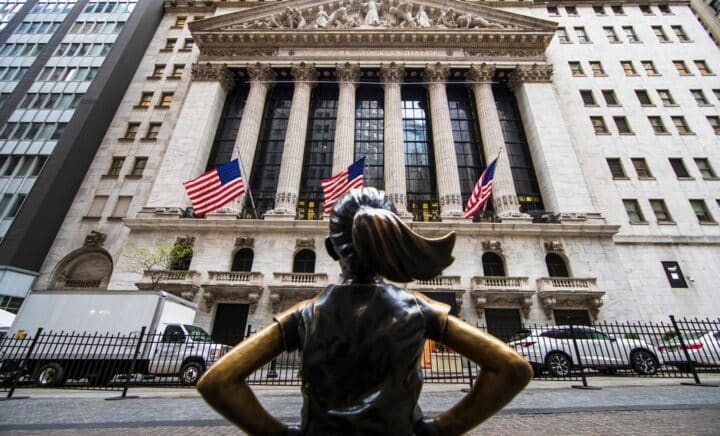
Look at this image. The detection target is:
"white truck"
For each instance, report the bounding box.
[0,290,229,387]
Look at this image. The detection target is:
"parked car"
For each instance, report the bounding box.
[508,326,662,377]
[658,331,720,371]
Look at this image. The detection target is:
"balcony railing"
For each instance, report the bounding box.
[536,277,605,318]
[471,276,529,291]
[142,270,199,281]
[207,271,263,285]
[413,276,461,289]
[63,279,102,289]
[273,272,328,286]
[536,277,599,292]
[135,270,200,301]
[470,276,534,318]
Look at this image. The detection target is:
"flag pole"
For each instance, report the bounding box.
[478,147,504,220]
[236,156,258,219]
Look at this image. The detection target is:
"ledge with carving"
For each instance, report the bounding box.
[406,275,464,312]
[470,276,534,318]
[267,272,329,313]
[135,270,201,302]
[536,277,605,319]
[201,271,264,312]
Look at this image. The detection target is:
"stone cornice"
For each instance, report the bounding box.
[466,62,495,83]
[190,62,235,91]
[508,63,553,89]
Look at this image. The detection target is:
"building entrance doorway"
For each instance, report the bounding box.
[212,303,249,346]
[553,309,591,326]
[484,308,522,341]
[421,291,458,316]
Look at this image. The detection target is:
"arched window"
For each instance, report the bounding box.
[231,248,254,272]
[53,249,113,289]
[482,252,505,277]
[546,253,570,277]
[293,249,316,273]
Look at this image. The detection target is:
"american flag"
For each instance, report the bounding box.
[183,159,245,217]
[464,157,498,219]
[321,157,365,213]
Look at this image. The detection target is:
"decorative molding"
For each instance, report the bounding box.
[464,49,544,59]
[83,231,106,248]
[190,63,235,91]
[200,48,278,58]
[481,240,502,252]
[290,62,318,83]
[470,276,534,319]
[335,62,361,83]
[379,62,405,83]
[423,62,450,83]
[536,277,605,319]
[247,62,277,83]
[176,236,196,247]
[508,63,554,89]
[295,238,315,250]
[466,63,495,83]
[544,241,564,253]
[234,237,254,248]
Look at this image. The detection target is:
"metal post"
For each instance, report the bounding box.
[570,325,600,390]
[669,315,717,387]
[466,357,474,389]
[3,327,43,400]
[106,326,146,400]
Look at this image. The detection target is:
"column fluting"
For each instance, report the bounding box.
[332,63,360,175]
[379,62,408,215]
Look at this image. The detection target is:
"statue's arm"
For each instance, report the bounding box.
[197,324,288,436]
[417,316,533,436]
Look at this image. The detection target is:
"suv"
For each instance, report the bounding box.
[508,326,662,377]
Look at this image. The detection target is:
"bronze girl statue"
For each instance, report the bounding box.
[198,188,532,435]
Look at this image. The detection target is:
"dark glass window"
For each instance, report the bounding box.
[403,85,438,222]
[207,81,248,169]
[661,261,687,288]
[231,248,254,272]
[298,84,338,221]
[247,85,293,218]
[669,158,690,178]
[448,86,485,207]
[293,249,316,273]
[482,252,505,276]
[494,83,544,212]
[354,85,384,190]
[546,253,570,277]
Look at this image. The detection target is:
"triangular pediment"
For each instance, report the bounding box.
[190,0,556,51]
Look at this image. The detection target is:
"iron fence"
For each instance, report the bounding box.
[1,316,718,398]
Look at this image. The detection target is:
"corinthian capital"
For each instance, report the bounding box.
[191,63,235,92]
[423,62,451,84]
[247,63,277,83]
[466,63,496,84]
[335,62,361,83]
[291,62,318,83]
[508,63,553,89]
[379,62,405,83]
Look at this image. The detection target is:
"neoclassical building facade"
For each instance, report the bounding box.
[33,0,720,341]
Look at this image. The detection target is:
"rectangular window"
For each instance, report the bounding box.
[631,158,652,178]
[170,64,184,79]
[174,16,187,28]
[86,196,107,218]
[593,6,606,15]
[623,26,640,42]
[108,157,125,176]
[695,158,717,179]
[591,116,609,134]
[6,194,25,218]
[575,27,590,43]
[652,26,670,42]
[621,61,637,76]
[547,6,560,16]
[695,60,712,76]
[149,64,165,79]
[590,61,606,76]
[146,123,161,139]
[111,196,132,218]
[674,60,691,76]
[659,4,672,14]
[650,199,672,222]
[640,5,654,15]
[163,38,176,51]
[672,25,690,42]
[669,158,691,178]
[662,261,687,288]
[615,116,633,134]
[635,89,653,105]
[642,61,659,75]
[158,92,173,108]
[569,61,584,76]
[182,38,194,51]
[623,199,645,223]
[138,92,153,108]
[691,89,709,105]
[566,6,578,16]
[690,199,715,223]
[602,89,619,105]
[124,123,139,140]
[657,89,675,106]
[0,194,12,217]
[31,156,47,176]
[672,116,692,134]
[648,116,668,134]
[556,28,570,44]
[580,90,596,106]
[708,116,720,135]
[606,158,626,178]
[604,27,620,43]
[131,157,147,176]
[611,5,624,15]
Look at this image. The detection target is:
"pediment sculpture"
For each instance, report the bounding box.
[223,0,513,31]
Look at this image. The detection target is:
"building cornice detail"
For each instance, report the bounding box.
[423,62,450,83]
[508,63,553,89]
[466,62,495,83]
[379,62,406,83]
[335,62,361,83]
[291,62,318,83]
[190,62,235,91]
[247,62,277,82]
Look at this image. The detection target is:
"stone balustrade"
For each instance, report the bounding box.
[63,279,102,289]
[207,271,264,285]
[536,277,605,319]
[202,271,265,312]
[135,270,200,302]
[413,275,462,289]
[268,272,329,313]
[273,272,328,286]
[470,276,534,318]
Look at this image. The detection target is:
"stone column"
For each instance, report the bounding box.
[230,63,276,213]
[466,63,523,218]
[379,62,408,215]
[423,63,463,219]
[332,62,360,174]
[145,63,234,214]
[508,64,596,217]
[267,62,317,218]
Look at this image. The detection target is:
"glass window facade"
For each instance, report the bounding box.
[354,85,384,190]
[447,85,484,207]
[206,81,249,170]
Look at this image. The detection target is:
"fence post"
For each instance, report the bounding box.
[466,357,474,389]
[669,316,717,387]
[569,325,600,390]
[3,327,43,400]
[106,326,146,400]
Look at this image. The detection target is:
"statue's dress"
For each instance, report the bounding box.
[275,283,449,436]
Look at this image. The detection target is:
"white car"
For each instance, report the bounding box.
[658,331,720,371]
[508,326,662,377]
